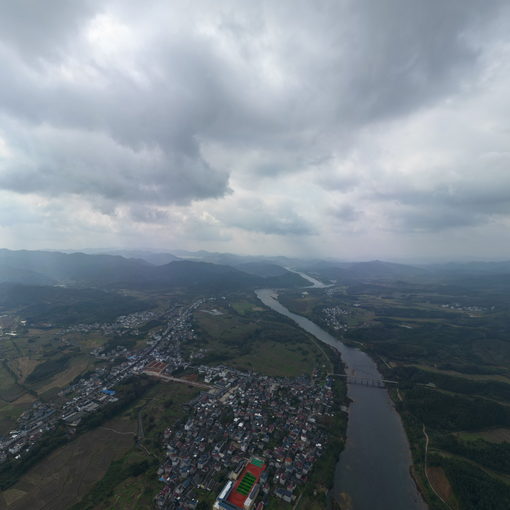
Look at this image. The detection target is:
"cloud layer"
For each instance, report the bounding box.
[1,0,510,260]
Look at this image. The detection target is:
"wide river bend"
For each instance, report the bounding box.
[256,287,427,510]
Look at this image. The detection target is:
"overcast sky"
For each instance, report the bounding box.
[1,0,510,261]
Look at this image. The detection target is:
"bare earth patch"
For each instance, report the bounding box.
[427,466,454,505]
[36,357,90,395]
[477,428,510,443]
[11,357,40,383]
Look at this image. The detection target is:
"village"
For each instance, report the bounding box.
[0,298,206,464]
[155,365,335,510]
[321,305,352,331]
[0,295,340,510]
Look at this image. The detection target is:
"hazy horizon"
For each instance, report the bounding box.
[5,245,510,266]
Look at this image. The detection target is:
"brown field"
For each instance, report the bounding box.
[459,428,510,443]
[11,393,36,406]
[0,415,136,510]
[72,382,199,510]
[35,356,91,396]
[427,466,455,506]
[0,401,31,435]
[0,392,38,433]
[409,364,510,383]
[10,357,40,383]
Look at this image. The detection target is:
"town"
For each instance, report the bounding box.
[155,365,335,509]
[0,296,340,509]
[0,298,205,464]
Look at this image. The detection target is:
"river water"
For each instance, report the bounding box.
[255,287,426,510]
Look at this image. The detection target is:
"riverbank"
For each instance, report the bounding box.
[259,340,348,510]
[257,288,426,510]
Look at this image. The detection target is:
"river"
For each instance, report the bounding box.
[255,286,427,510]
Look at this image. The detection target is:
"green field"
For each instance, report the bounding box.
[193,295,330,377]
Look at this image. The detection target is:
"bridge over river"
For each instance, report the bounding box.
[329,372,399,388]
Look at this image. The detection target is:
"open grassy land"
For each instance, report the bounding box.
[192,292,331,377]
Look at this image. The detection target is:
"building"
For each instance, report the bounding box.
[214,457,266,510]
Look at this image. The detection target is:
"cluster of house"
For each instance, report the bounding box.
[155,366,334,509]
[322,305,353,331]
[0,299,204,466]
[0,315,25,338]
[0,402,57,462]
[440,303,491,314]
[63,310,156,336]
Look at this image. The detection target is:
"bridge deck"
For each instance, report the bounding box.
[328,373,398,387]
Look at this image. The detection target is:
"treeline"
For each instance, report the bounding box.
[436,435,510,475]
[347,321,494,365]
[70,458,156,510]
[393,366,510,402]
[77,376,156,433]
[25,354,72,384]
[431,456,510,510]
[403,387,510,431]
[299,378,348,509]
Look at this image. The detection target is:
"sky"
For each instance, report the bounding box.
[1,0,510,261]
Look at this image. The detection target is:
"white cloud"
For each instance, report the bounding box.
[0,0,510,259]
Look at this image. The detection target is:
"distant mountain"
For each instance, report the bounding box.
[0,264,56,286]
[235,262,291,278]
[90,250,181,266]
[298,259,430,282]
[0,249,146,285]
[0,249,307,290]
[173,249,301,268]
[120,260,307,290]
[431,261,510,275]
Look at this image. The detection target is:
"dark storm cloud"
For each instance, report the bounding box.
[0,0,98,60]
[0,0,509,246]
[0,121,229,204]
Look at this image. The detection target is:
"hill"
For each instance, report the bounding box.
[0,250,307,290]
[298,259,429,282]
[235,262,291,278]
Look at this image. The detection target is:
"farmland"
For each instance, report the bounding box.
[1,381,198,510]
[192,293,330,376]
